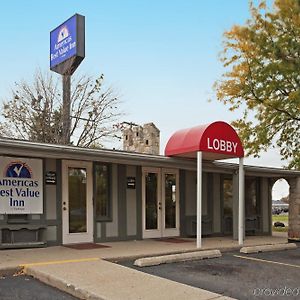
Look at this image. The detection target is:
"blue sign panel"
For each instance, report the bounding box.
[50,15,77,68]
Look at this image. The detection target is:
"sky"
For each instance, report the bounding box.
[0,0,289,198]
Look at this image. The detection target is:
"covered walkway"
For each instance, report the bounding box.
[165,121,245,247]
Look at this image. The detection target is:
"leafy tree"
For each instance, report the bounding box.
[214,0,300,169]
[1,70,122,148]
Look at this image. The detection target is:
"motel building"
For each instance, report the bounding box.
[0,121,300,249]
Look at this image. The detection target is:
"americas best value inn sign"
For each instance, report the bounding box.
[50,14,85,75]
[50,15,77,68]
[0,157,43,214]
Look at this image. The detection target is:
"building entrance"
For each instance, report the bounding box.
[142,168,179,238]
[62,160,93,244]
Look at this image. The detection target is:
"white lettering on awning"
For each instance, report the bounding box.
[207,138,238,154]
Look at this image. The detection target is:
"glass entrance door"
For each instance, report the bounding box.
[62,161,93,244]
[162,169,179,237]
[142,169,161,238]
[145,172,159,231]
[68,168,87,233]
[142,168,179,238]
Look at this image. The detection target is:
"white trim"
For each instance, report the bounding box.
[0,138,299,176]
[162,169,180,237]
[238,157,245,245]
[197,151,202,248]
[62,160,93,244]
[142,168,162,238]
[142,167,180,239]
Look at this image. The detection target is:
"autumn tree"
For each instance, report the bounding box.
[0,70,122,147]
[214,0,300,169]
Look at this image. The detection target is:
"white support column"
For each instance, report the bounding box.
[197,151,202,248]
[238,157,245,245]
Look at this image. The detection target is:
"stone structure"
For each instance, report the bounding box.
[287,177,300,241]
[122,122,160,155]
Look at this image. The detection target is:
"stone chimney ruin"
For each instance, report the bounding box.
[122,122,160,155]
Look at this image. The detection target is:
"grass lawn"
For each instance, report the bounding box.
[272,214,288,223]
[272,226,288,232]
[272,214,288,232]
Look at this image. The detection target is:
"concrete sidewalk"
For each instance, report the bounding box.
[0,235,288,269]
[24,259,233,300]
[0,235,289,300]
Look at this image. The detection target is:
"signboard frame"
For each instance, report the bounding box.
[127,177,136,189]
[45,171,57,185]
[50,14,85,75]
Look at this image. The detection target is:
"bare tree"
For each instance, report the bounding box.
[1,70,123,147]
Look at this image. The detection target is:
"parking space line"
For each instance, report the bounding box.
[233,255,300,269]
[19,257,100,268]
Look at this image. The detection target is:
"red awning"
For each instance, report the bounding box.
[165,121,244,160]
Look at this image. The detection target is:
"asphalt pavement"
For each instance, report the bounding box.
[0,236,291,300]
[121,247,300,300]
[0,274,78,300]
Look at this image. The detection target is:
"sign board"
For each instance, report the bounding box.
[45,171,56,185]
[127,177,136,189]
[50,14,85,75]
[0,157,43,214]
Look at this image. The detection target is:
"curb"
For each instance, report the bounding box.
[25,266,105,300]
[288,238,300,243]
[240,243,297,254]
[24,262,236,300]
[134,249,221,267]
[108,245,242,263]
[0,266,22,277]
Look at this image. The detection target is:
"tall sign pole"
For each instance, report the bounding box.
[62,74,71,144]
[50,14,85,144]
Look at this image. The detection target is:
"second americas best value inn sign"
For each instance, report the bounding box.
[0,157,43,214]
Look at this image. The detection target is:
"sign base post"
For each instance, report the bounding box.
[62,75,71,144]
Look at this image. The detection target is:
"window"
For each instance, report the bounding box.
[222,176,233,234]
[94,163,111,220]
[245,177,260,216]
[223,178,233,216]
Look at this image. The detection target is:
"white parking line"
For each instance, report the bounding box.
[233,255,300,269]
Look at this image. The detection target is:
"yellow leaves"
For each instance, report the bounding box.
[230,63,249,81]
[258,1,266,10]
[288,91,300,111]
[224,25,260,62]
[214,0,300,169]
[225,25,242,37]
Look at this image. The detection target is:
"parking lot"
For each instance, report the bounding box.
[0,274,77,300]
[121,246,300,300]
